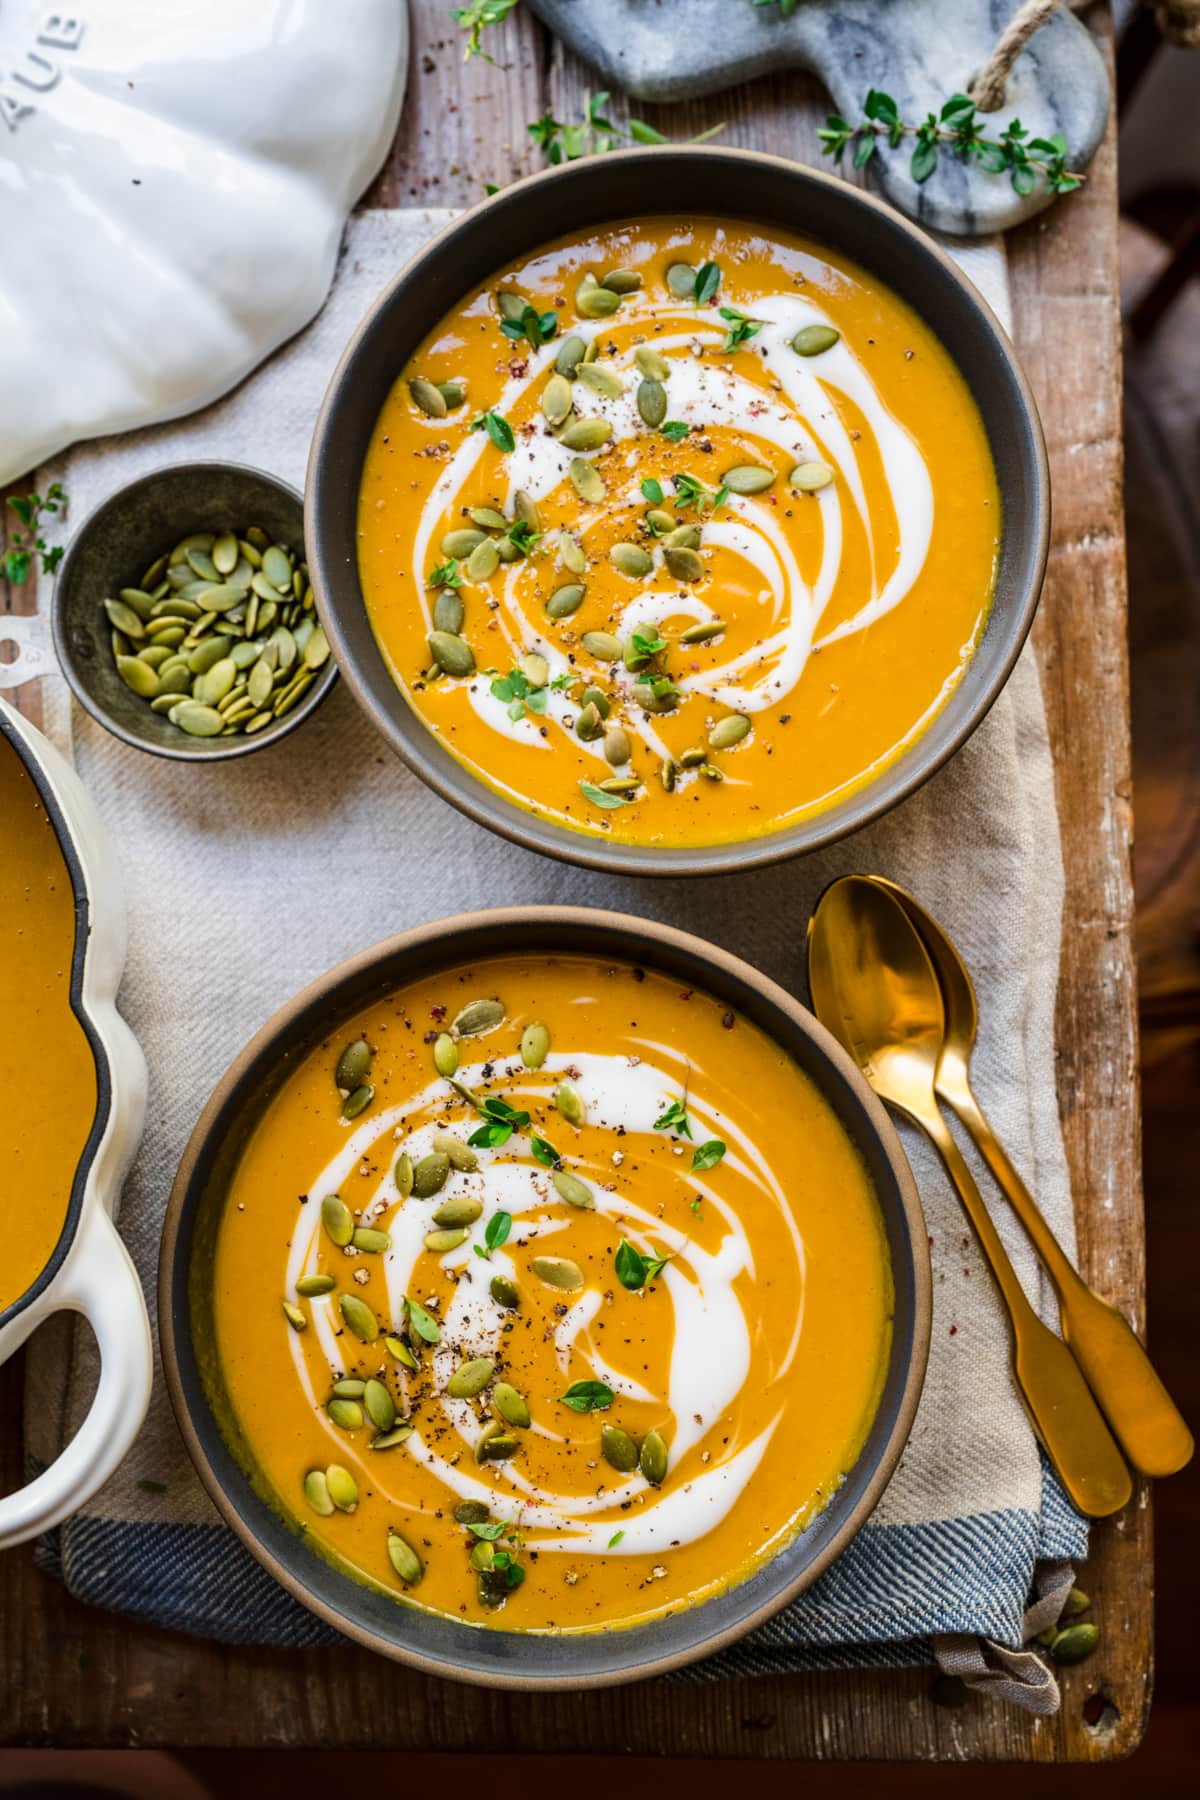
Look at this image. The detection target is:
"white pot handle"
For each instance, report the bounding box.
[0,612,55,689]
[0,1206,153,1549]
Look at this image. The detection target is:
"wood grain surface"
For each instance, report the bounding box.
[0,0,1147,1760]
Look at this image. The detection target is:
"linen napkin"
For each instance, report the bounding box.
[20,208,1086,1711]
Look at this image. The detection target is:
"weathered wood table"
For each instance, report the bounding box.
[0,0,1147,1761]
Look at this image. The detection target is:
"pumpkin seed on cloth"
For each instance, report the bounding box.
[99,521,320,743]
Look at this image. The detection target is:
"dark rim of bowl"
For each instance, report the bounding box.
[306,147,1049,878]
[0,706,112,1327]
[159,904,931,1688]
[52,461,336,762]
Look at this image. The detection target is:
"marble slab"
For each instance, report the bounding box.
[527,0,1110,235]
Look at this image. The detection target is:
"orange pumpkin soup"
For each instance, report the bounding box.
[212,954,892,1632]
[0,730,97,1314]
[358,215,999,846]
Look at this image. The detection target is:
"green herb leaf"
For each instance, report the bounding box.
[429,559,463,589]
[452,0,520,61]
[530,1134,560,1167]
[485,1210,512,1253]
[559,1379,614,1412]
[614,1238,671,1291]
[641,476,665,505]
[630,628,666,659]
[661,421,689,444]
[467,1519,508,1540]
[690,1196,703,1216]
[693,261,721,305]
[407,1298,441,1344]
[608,1529,625,1547]
[654,1097,692,1139]
[627,118,667,144]
[579,780,631,810]
[718,305,764,353]
[471,410,516,453]
[692,1139,726,1172]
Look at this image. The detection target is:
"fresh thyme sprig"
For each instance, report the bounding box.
[451,0,520,61]
[527,90,723,167]
[4,484,67,586]
[819,88,1083,198]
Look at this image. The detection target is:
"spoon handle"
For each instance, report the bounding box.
[914,1101,1132,1519]
[941,1077,1193,1478]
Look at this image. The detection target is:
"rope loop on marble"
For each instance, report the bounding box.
[970,0,1064,113]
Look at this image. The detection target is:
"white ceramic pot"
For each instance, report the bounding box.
[0,0,408,484]
[0,701,152,1548]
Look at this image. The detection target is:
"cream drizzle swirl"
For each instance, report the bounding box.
[284,1050,804,1557]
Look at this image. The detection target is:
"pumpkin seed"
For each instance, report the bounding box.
[722,463,775,495]
[519,1021,550,1068]
[477,1569,509,1608]
[328,1397,363,1431]
[610,542,653,578]
[352,1225,390,1254]
[386,1531,423,1584]
[325,1464,359,1512]
[116,655,159,698]
[632,681,677,714]
[119,586,157,619]
[575,701,603,742]
[603,724,632,766]
[433,1033,459,1077]
[789,460,833,492]
[576,276,621,319]
[709,713,751,750]
[424,1226,469,1253]
[453,997,505,1036]
[637,378,667,427]
[412,1151,451,1198]
[547,582,586,620]
[441,528,486,560]
[494,535,522,564]
[342,1083,374,1120]
[428,631,475,678]
[331,1378,366,1399]
[513,489,541,533]
[198,583,251,614]
[598,776,639,796]
[568,459,606,504]
[438,379,468,409]
[104,598,146,640]
[172,702,226,738]
[601,1425,639,1473]
[409,376,448,417]
[576,361,624,400]
[554,334,588,377]
[792,324,840,357]
[187,636,231,674]
[664,545,704,583]
[663,522,700,550]
[432,1132,479,1173]
[541,372,574,425]
[470,506,509,530]
[261,545,291,590]
[304,1470,335,1516]
[364,1378,397,1430]
[371,1424,414,1450]
[602,268,642,294]
[555,1081,586,1126]
[336,1039,371,1092]
[581,630,622,663]
[1051,1623,1100,1665]
[531,1255,584,1292]
[496,290,526,322]
[580,684,610,719]
[643,509,674,537]
[476,1422,521,1462]
[636,346,671,380]
[432,1195,483,1227]
[395,1152,414,1198]
[247,658,274,709]
[339,1294,379,1343]
[433,589,465,634]
[661,757,677,792]
[560,417,612,452]
[196,657,238,706]
[150,692,185,713]
[493,1382,531,1428]
[639,1428,668,1486]
[447,1357,495,1399]
[282,1301,307,1332]
[454,1500,492,1526]
[552,1168,594,1209]
[296,1274,336,1297]
[679,619,725,645]
[1063,1587,1091,1618]
[386,1333,418,1369]
[559,530,588,574]
[666,262,697,298]
[679,747,707,770]
[490,1273,520,1309]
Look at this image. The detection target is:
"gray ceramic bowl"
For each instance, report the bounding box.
[160,906,930,1687]
[306,147,1049,876]
[53,462,335,761]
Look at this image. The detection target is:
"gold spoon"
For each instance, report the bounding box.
[807,875,1133,1519]
[868,874,1193,1479]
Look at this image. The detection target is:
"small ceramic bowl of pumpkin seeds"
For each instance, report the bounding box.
[52,462,335,760]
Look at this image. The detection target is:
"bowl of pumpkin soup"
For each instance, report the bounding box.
[307,149,1047,875]
[0,703,153,1548]
[161,907,929,1684]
